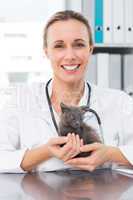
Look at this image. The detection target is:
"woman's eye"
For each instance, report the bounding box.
[74,43,86,48]
[54,44,64,48]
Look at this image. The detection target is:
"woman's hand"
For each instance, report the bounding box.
[65,142,132,171]
[47,133,82,161]
[65,143,113,171]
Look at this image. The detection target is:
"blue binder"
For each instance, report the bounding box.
[95,0,103,44]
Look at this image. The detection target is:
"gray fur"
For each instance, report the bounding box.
[59,103,101,157]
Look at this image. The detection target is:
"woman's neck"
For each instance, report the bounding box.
[51,78,85,113]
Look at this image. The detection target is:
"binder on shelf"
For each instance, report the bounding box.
[83,0,95,43]
[125,0,133,44]
[97,53,109,88]
[94,0,103,44]
[109,54,121,89]
[112,0,124,44]
[66,0,82,12]
[88,0,95,42]
[124,54,133,95]
[85,54,97,85]
[7,72,29,83]
[103,0,113,44]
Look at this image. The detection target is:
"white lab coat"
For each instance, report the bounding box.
[0,81,133,173]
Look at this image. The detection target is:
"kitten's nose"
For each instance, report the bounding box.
[75,121,80,127]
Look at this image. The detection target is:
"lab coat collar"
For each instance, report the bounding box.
[47,79,99,109]
[89,83,99,110]
[48,79,92,107]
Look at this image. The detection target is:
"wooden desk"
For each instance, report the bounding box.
[0,169,133,200]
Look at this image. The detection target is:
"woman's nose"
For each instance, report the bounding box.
[64,47,76,60]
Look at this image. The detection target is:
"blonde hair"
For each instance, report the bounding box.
[43,10,93,48]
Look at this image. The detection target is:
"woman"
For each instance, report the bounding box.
[0,10,133,173]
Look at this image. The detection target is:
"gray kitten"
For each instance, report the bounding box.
[59,103,101,157]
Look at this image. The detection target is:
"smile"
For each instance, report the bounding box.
[61,65,80,71]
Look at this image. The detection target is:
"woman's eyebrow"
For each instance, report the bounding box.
[74,39,86,42]
[53,40,64,44]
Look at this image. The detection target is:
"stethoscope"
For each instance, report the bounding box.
[45,78,104,143]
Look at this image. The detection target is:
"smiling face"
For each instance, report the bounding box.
[45,19,93,84]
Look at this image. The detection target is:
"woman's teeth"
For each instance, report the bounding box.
[61,65,80,71]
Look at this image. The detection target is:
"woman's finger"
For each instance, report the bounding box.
[61,134,73,159]
[76,134,80,153]
[80,138,84,146]
[80,143,100,152]
[63,135,77,160]
[49,136,68,145]
[65,157,89,165]
[62,133,79,161]
[71,165,95,171]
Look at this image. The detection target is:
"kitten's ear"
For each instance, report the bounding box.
[60,102,70,113]
[80,106,90,114]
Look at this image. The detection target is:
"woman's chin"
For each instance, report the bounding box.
[61,77,82,84]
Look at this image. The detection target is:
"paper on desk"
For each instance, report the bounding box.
[114,167,133,178]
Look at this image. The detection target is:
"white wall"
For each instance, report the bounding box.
[0,0,65,21]
[0,0,65,83]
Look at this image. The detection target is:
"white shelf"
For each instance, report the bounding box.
[94,44,133,48]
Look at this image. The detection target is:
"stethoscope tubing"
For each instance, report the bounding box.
[45,78,104,143]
